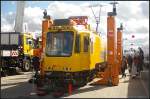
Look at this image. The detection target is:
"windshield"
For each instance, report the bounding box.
[46,31,74,56]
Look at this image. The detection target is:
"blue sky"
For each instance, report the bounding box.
[1,1,16,15]
[1,1,49,15]
[1,1,149,53]
[1,1,109,15]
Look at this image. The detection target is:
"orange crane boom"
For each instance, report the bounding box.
[117,24,123,74]
[40,11,53,78]
[93,2,119,86]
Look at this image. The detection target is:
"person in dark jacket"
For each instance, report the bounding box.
[28,56,40,83]
[121,56,127,78]
[127,54,133,74]
[32,56,40,78]
[138,47,144,72]
[131,52,139,78]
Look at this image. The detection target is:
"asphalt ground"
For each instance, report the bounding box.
[1,69,149,98]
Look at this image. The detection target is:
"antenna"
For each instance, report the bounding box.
[89,4,105,33]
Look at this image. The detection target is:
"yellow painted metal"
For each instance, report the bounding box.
[42,27,105,72]
[117,28,123,74]
[22,33,34,56]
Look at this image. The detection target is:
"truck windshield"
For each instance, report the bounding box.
[46,31,74,56]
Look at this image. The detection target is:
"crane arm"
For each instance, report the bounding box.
[14,1,25,32]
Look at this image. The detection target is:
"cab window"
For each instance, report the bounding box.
[84,36,89,52]
[26,38,32,44]
[75,34,80,53]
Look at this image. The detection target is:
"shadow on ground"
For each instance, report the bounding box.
[127,71,149,98]
[62,83,108,97]
[1,81,33,98]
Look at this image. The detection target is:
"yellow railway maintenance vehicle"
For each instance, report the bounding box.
[40,16,106,88]
[35,3,122,96]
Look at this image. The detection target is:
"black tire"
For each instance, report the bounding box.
[1,61,7,77]
[1,67,9,77]
[1,71,7,77]
[22,60,31,72]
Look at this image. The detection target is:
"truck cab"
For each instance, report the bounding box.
[0,32,35,75]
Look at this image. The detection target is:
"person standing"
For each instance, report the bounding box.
[131,51,139,79]
[32,56,40,78]
[127,54,133,74]
[138,47,144,72]
[28,56,40,84]
[121,56,127,78]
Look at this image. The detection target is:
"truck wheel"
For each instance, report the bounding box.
[1,71,7,77]
[22,60,31,72]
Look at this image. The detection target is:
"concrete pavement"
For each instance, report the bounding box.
[63,74,148,98]
[1,70,149,98]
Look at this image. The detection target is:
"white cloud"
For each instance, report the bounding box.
[1,24,13,32]
[123,18,149,34]
[11,1,16,5]
[140,1,149,18]
[1,1,149,52]
[117,1,142,21]
[8,11,13,15]
[123,33,149,52]
[25,7,43,18]
[47,1,86,19]
[1,15,14,32]
[23,6,43,32]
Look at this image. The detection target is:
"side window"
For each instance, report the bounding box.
[84,36,89,52]
[75,34,80,53]
[90,38,93,53]
[33,39,39,48]
[26,38,30,44]
[26,38,32,47]
[26,38,29,44]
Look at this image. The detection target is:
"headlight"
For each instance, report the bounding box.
[66,73,71,75]
[18,46,23,49]
[45,72,52,76]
